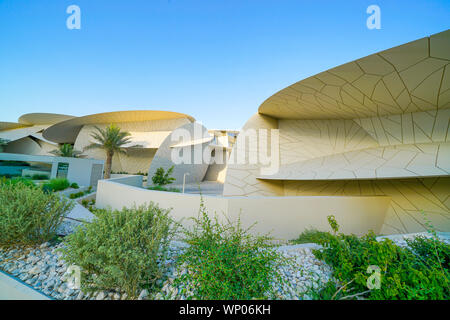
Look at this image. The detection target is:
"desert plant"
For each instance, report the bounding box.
[69,191,85,199]
[50,143,85,158]
[307,215,450,300]
[175,200,288,300]
[31,174,49,180]
[151,166,175,187]
[2,176,35,187]
[147,185,181,193]
[84,124,141,179]
[60,203,177,298]
[42,178,70,192]
[291,228,333,244]
[0,180,73,245]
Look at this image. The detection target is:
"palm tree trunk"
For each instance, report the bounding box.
[104,151,113,179]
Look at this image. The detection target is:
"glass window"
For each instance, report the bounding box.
[56,162,69,179]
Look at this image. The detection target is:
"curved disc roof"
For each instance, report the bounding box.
[18,113,75,125]
[0,121,31,131]
[43,110,195,143]
[259,29,450,119]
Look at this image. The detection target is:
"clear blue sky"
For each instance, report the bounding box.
[0,0,449,129]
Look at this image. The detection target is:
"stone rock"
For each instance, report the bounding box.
[138,289,149,300]
[29,266,40,275]
[96,291,106,300]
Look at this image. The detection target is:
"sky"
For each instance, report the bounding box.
[0,0,449,130]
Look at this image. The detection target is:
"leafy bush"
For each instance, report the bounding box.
[175,201,288,300]
[42,178,70,192]
[291,228,333,244]
[60,203,177,298]
[32,174,49,180]
[69,191,85,199]
[147,185,181,193]
[0,180,73,245]
[151,166,175,187]
[70,182,79,189]
[1,176,35,187]
[308,215,450,300]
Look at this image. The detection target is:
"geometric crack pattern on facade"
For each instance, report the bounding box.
[223,30,450,235]
[259,30,450,119]
[72,117,191,174]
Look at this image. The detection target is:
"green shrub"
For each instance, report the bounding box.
[69,191,85,199]
[70,182,79,189]
[308,215,450,300]
[2,176,35,187]
[60,203,177,298]
[0,180,73,245]
[175,201,288,300]
[291,228,333,244]
[151,166,175,187]
[42,178,70,192]
[32,174,49,180]
[147,185,181,193]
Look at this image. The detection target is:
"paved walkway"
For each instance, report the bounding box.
[0,270,50,300]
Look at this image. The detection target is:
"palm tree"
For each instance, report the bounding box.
[50,143,85,158]
[84,124,140,179]
[0,138,9,152]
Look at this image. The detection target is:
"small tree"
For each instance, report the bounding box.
[50,143,85,158]
[152,166,175,186]
[84,124,141,179]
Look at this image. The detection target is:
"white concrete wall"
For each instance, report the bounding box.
[0,153,104,187]
[96,177,391,240]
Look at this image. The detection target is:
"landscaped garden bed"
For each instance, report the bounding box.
[0,177,449,300]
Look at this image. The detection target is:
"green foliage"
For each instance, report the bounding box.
[147,185,181,193]
[308,215,450,300]
[135,171,148,176]
[327,215,340,234]
[31,174,49,180]
[151,166,176,187]
[69,191,85,199]
[70,182,79,189]
[291,228,333,245]
[68,186,93,199]
[175,200,288,300]
[84,124,141,179]
[0,180,73,245]
[42,178,70,192]
[50,143,84,158]
[60,203,177,298]
[2,176,35,187]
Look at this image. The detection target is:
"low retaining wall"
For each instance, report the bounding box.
[96,176,391,240]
